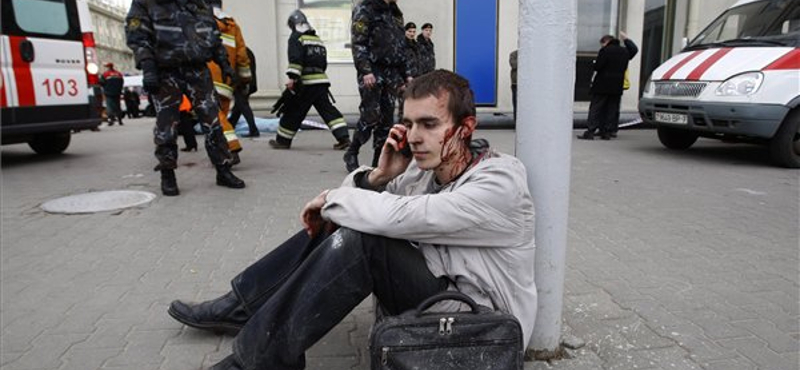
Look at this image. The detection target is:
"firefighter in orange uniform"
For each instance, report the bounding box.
[207,0,251,165]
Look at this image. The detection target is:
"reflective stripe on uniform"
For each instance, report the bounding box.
[221,33,236,48]
[153,24,182,32]
[214,81,234,99]
[224,129,239,142]
[277,126,297,139]
[299,35,324,46]
[301,73,329,85]
[327,117,347,131]
[237,66,252,79]
[287,63,302,77]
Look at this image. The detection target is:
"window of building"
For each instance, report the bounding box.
[577,0,614,53]
[11,0,70,36]
[297,0,353,62]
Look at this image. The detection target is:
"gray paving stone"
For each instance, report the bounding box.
[3,124,798,370]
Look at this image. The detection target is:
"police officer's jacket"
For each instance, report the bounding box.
[125,0,228,70]
[350,0,408,77]
[286,29,330,86]
[416,34,435,75]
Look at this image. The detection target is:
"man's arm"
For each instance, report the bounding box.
[350,6,373,76]
[125,0,155,68]
[322,157,533,247]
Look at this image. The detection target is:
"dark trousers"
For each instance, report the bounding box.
[230,227,448,370]
[151,66,231,170]
[586,93,622,135]
[178,111,198,149]
[511,84,517,122]
[347,69,403,167]
[229,87,258,136]
[105,94,123,123]
[275,84,349,145]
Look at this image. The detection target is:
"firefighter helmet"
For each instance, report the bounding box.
[287,10,310,31]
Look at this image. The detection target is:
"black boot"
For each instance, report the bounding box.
[210,354,244,370]
[216,165,245,189]
[577,130,594,140]
[160,169,179,196]
[168,292,249,334]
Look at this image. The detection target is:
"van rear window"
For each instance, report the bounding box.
[12,0,70,36]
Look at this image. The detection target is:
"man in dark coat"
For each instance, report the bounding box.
[99,63,125,126]
[578,31,638,140]
[416,22,435,75]
[343,0,409,172]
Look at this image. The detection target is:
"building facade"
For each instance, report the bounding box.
[87,0,134,74]
[213,0,741,115]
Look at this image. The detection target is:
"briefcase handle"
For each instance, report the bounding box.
[415,291,479,316]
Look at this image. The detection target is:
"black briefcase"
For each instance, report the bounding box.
[369,291,524,370]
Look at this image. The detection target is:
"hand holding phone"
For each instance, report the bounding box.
[397,134,412,158]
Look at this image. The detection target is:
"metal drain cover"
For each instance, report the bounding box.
[41,190,157,214]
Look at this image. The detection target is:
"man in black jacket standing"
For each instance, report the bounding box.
[343,0,409,172]
[578,31,638,140]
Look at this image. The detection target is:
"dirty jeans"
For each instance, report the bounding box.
[230,227,449,370]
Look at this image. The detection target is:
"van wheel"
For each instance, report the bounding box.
[29,132,71,155]
[769,109,800,168]
[657,127,698,149]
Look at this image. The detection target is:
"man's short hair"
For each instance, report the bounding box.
[405,22,416,30]
[421,23,433,30]
[405,70,475,128]
[599,35,615,44]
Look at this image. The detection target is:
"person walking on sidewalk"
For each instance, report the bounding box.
[99,62,125,126]
[578,31,638,140]
[207,0,252,165]
[228,47,260,138]
[167,70,538,370]
[343,0,409,172]
[125,0,245,196]
[268,10,351,150]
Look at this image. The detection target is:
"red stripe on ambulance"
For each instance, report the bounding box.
[662,50,703,80]
[764,49,800,70]
[9,36,36,107]
[686,48,733,81]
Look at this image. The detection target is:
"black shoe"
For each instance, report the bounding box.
[210,354,244,370]
[609,132,618,138]
[230,152,241,166]
[577,131,594,140]
[600,134,611,140]
[268,139,291,149]
[343,151,359,172]
[216,166,246,189]
[160,169,179,196]
[248,131,260,138]
[333,138,351,150]
[180,146,197,152]
[168,292,248,334]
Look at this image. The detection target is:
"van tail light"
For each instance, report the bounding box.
[82,32,99,85]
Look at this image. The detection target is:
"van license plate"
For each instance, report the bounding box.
[654,112,688,125]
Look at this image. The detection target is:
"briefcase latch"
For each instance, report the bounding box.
[439,317,455,335]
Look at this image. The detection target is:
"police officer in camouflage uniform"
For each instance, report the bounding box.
[417,22,436,75]
[125,0,245,196]
[343,0,409,172]
[269,10,351,150]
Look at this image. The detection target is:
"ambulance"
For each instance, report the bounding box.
[1,0,102,154]
[639,0,800,168]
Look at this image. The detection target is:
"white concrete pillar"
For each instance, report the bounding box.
[517,0,576,358]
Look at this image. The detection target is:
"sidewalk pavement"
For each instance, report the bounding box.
[1,118,797,370]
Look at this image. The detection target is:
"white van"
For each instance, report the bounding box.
[639,0,800,168]
[1,0,101,154]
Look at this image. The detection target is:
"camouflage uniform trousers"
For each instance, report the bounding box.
[151,66,232,170]
[348,68,404,167]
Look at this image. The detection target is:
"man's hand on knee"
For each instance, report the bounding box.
[301,189,331,238]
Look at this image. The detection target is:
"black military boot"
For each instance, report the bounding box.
[216,165,246,189]
[168,292,249,334]
[210,354,244,370]
[160,169,179,196]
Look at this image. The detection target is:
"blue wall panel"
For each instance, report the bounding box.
[455,0,498,106]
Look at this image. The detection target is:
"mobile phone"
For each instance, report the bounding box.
[397,135,412,158]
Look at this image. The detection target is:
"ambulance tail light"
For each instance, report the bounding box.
[83,32,100,85]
